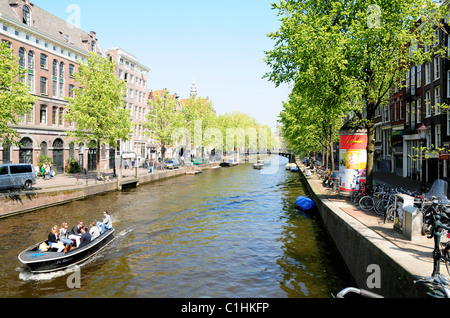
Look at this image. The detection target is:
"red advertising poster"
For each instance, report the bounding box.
[339,134,368,195]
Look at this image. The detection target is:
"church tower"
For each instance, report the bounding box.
[190,78,197,99]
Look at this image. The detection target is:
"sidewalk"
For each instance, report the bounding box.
[303,165,443,282]
[33,167,181,192]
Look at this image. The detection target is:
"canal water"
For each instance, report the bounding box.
[0,156,352,298]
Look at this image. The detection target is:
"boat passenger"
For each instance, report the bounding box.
[48,226,65,252]
[89,221,101,240]
[69,221,83,247]
[100,210,112,234]
[79,226,92,248]
[59,222,74,247]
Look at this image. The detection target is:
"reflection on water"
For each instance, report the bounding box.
[0,156,352,298]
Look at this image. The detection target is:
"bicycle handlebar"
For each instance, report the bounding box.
[336,287,384,298]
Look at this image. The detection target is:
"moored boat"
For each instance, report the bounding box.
[18,228,115,273]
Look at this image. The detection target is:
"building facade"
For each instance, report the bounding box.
[0,0,105,173]
[377,22,450,185]
[105,47,152,166]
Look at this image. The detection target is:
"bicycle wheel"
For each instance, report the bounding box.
[375,198,388,215]
[353,193,364,206]
[359,196,375,212]
[384,204,395,223]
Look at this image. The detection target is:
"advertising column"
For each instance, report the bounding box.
[338,129,368,197]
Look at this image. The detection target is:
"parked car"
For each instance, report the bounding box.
[163,159,180,169]
[0,164,37,190]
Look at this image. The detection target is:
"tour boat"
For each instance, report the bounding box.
[253,160,264,170]
[18,228,115,273]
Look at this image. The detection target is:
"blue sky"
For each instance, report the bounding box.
[35,0,290,128]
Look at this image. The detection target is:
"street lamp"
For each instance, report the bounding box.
[417,124,428,194]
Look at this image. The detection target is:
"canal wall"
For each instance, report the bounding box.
[0,165,212,219]
[299,168,428,298]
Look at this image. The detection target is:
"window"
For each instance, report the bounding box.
[52,79,57,97]
[69,64,75,77]
[435,86,441,114]
[447,112,450,135]
[40,77,47,95]
[436,124,441,148]
[59,108,64,125]
[59,62,64,78]
[28,51,34,69]
[23,5,31,25]
[27,73,34,93]
[59,82,64,98]
[40,54,47,68]
[425,91,431,117]
[425,63,431,84]
[52,107,57,125]
[40,105,47,124]
[448,71,450,98]
[399,100,403,120]
[27,105,34,124]
[417,65,422,88]
[69,84,75,98]
[52,59,58,77]
[406,102,410,124]
[411,66,416,95]
[417,99,421,123]
[434,57,440,81]
[19,47,25,68]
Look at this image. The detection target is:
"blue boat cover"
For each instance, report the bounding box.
[295,196,315,212]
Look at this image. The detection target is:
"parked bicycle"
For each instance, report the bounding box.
[415,275,450,298]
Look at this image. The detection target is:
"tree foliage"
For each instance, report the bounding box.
[0,41,37,144]
[265,0,449,190]
[65,52,131,174]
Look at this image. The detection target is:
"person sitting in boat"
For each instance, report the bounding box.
[59,222,74,249]
[69,221,83,247]
[89,221,101,240]
[100,210,112,234]
[79,226,92,248]
[48,226,65,252]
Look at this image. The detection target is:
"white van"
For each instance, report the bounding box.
[0,164,37,190]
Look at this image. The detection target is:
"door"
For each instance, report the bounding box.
[88,148,97,171]
[19,138,33,164]
[52,139,64,173]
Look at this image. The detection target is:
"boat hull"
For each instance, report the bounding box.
[18,228,115,273]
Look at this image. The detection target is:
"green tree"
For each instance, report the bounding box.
[0,41,37,144]
[145,89,182,162]
[65,52,131,176]
[181,96,219,157]
[265,0,448,192]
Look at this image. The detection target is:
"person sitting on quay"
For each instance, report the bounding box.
[100,210,112,234]
[79,226,92,248]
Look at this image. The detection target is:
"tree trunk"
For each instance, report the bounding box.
[366,119,376,194]
[96,140,101,178]
[330,130,335,172]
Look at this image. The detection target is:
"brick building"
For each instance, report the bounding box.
[0,0,104,173]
